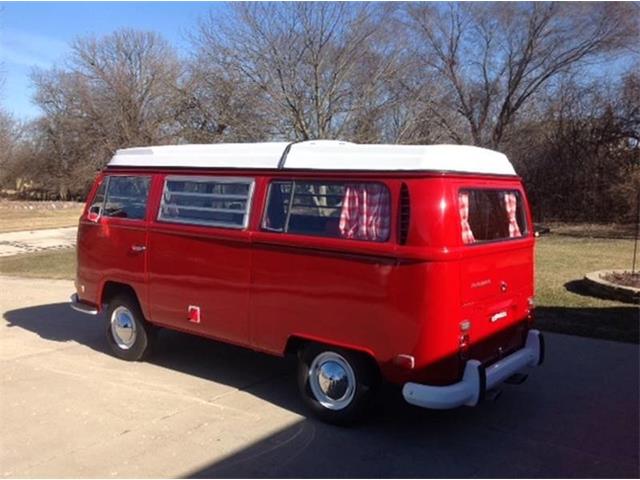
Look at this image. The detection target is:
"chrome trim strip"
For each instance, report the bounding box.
[164,191,248,200]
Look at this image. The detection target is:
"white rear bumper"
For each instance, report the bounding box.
[402,330,544,409]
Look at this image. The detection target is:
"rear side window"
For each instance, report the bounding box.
[103,176,150,220]
[459,189,527,244]
[263,180,390,242]
[158,176,254,229]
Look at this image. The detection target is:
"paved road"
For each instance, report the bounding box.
[0,227,77,257]
[1,276,638,478]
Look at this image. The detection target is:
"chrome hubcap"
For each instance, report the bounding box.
[308,352,356,410]
[110,306,137,350]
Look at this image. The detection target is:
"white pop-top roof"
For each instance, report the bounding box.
[108,140,516,175]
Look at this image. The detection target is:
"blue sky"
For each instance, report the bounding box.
[1,2,224,119]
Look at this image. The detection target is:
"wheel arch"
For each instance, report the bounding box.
[284,334,380,372]
[99,281,149,320]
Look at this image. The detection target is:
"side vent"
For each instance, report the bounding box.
[398,183,410,245]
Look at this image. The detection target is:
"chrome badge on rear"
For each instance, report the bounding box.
[490,311,508,323]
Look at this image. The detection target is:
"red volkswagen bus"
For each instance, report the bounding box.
[70,141,543,424]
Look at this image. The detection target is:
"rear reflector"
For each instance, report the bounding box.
[188,305,201,324]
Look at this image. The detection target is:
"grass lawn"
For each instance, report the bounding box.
[535,234,638,343]
[536,235,636,308]
[0,201,83,233]
[1,234,637,342]
[0,249,76,280]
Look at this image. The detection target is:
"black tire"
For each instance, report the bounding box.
[105,293,155,361]
[297,344,379,426]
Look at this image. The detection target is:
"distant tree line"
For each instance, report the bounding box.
[0,2,638,223]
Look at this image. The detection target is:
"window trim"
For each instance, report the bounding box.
[89,175,110,213]
[101,174,151,222]
[458,187,529,246]
[261,179,392,242]
[157,175,255,230]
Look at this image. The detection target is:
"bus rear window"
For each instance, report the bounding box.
[459,189,527,244]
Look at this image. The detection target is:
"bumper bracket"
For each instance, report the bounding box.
[69,294,99,315]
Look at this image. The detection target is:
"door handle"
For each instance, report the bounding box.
[130,244,147,253]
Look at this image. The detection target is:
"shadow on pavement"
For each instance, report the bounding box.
[534,279,639,343]
[536,302,638,344]
[3,302,639,478]
[3,302,306,415]
[183,385,640,478]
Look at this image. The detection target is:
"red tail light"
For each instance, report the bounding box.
[459,319,471,354]
[527,296,535,326]
[459,333,470,351]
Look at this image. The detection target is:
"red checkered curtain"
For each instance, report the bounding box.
[339,184,390,241]
[504,192,522,238]
[459,192,475,244]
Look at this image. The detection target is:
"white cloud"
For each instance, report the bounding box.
[0,29,69,118]
[0,28,69,69]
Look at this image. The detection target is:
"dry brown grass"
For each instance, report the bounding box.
[0,200,83,233]
[542,222,636,239]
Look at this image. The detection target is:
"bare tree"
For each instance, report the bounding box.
[48,29,179,148]
[173,58,270,143]
[2,2,636,220]
[0,111,18,188]
[406,2,637,148]
[193,2,404,141]
[0,114,42,198]
[506,69,639,222]
[29,29,180,198]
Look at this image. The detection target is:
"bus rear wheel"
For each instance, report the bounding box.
[297,344,378,425]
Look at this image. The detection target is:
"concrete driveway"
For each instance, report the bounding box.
[1,276,638,478]
[0,227,77,257]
